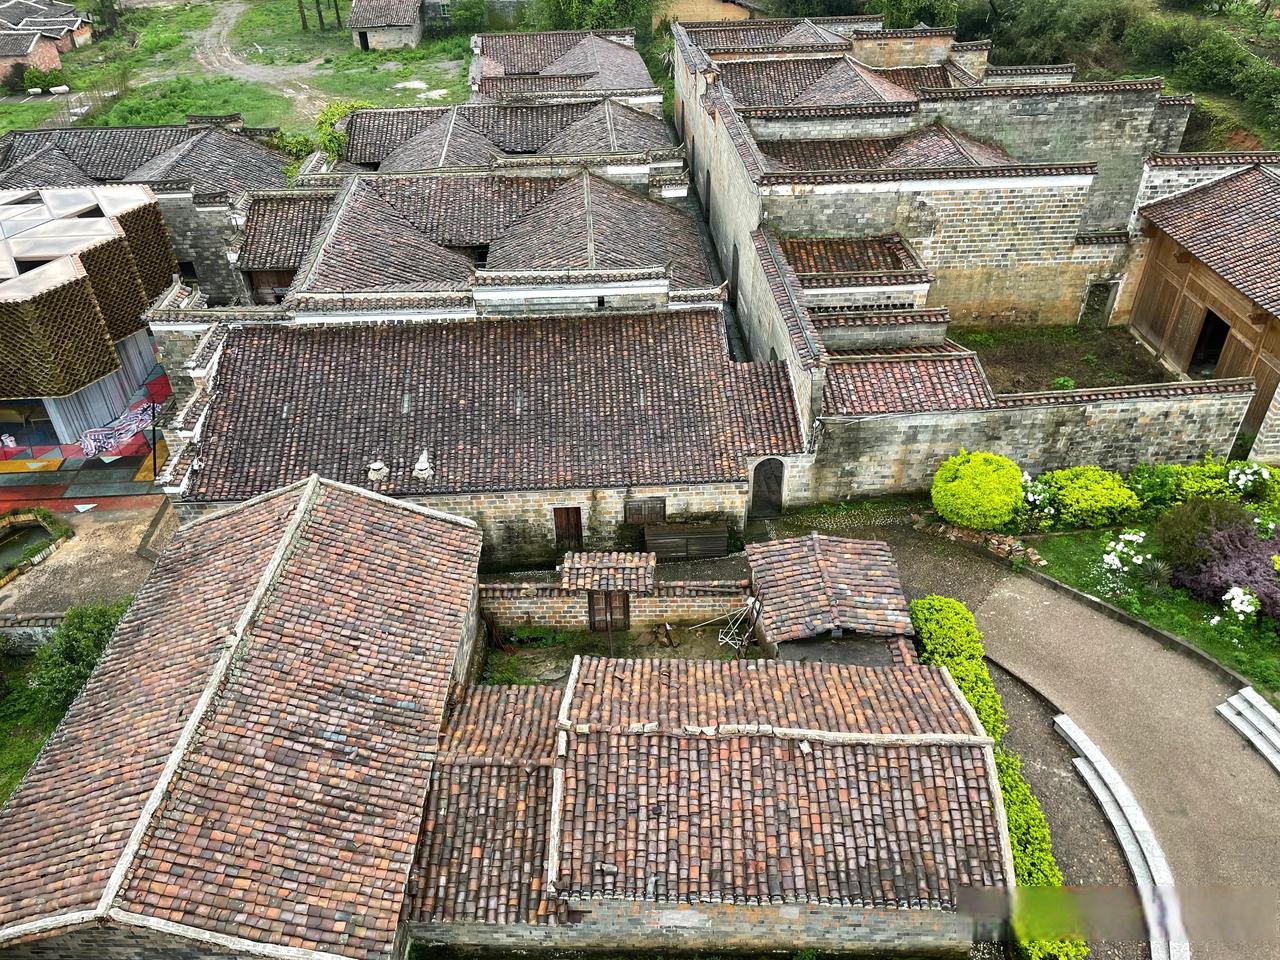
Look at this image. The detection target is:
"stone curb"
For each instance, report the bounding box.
[1019,567,1251,692]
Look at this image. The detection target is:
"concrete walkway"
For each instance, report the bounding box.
[975,576,1280,960]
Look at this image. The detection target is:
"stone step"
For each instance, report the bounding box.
[1055,713,1189,960]
[1217,688,1280,775]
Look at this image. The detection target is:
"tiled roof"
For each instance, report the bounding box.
[751,227,828,368]
[237,191,336,271]
[872,64,950,93]
[758,124,1014,172]
[123,126,290,194]
[536,98,671,155]
[348,0,419,27]
[1139,165,1280,316]
[560,551,656,592]
[0,124,288,193]
[555,656,1007,909]
[779,234,920,275]
[566,656,977,736]
[0,477,483,959]
[810,306,950,329]
[0,143,89,188]
[681,16,881,49]
[380,113,504,171]
[185,311,803,501]
[746,534,913,641]
[485,172,711,288]
[822,351,995,416]
[474,30,654,97]
[0,29,36,54]
[405,686,562,927]
[717,56,914,107]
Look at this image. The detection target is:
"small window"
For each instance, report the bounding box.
[596,295,606,310]
[624,497,666,526]
[447,244,489,267]
[178,261,199,281]
[14,259,48,275]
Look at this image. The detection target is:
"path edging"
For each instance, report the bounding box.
[1019,567,1250,691]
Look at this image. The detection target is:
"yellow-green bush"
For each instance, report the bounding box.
[931,449,1024,532]
[1039,466,1139,529]
[909,595,1006,741]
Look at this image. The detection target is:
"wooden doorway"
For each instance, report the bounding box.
[588,590,629,631]
[750,458,784,518]
[1190,309,1230,377]
[357,30,370,50]
[553,507,582,552]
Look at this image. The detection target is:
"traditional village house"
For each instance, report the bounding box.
[349,0,422,50]
[0,0,91,56]
[0,488,1013,958]
[0,185,175,448]
[0,116,292,303]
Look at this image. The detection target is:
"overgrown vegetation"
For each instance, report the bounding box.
[909,596,1088,960]
[84,75,296,128]
[58,3,214,95]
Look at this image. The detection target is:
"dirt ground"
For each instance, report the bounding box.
[0,506,160,614]
[949,325,1175,394]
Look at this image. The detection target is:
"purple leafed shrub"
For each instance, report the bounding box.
[1173,525,1280,620]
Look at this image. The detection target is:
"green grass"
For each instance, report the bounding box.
[85,76,297,130]
[0,655,56,806]
[1034,527,1280,700]
[309,38,471,106]
[231,0,357,65]
[60,4,215,94]
[0,99,60,135]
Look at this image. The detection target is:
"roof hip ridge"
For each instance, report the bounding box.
[97,474,323,918]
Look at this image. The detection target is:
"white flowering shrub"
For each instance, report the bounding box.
[1101,530,1152,577]
[1228,461,1271,499]
[1221,585,1260,623]
[1022,471,1057,531]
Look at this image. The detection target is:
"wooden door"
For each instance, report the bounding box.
[553,507,582,552]
[589,591,629,631]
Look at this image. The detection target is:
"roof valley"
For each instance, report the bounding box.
[101,475,322,917]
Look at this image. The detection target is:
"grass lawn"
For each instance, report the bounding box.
[232,0,358,65]
[950,325,1175,394]
[1033,528,1280,701]
[0,99,60,135]
[85,76,295,129]
[0,655,55,805]
[308,40,471,106]
[60,4,215,95]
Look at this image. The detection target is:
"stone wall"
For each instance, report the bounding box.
[154,194,249,305]
[762,177,1125,324]
[481,580,748,629]
[0,613,62,654]
[0,924,245,959]
[747,110,920,142]
[918,86,1184,231]
[354,22,423,49]
[404,898,974,956]
[812,383,1252,499]
[847,31,955,67]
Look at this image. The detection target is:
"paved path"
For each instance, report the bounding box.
[975,576,1279,960]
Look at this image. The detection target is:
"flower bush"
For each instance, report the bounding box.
[1038,466,1139,529]
[1022,472,1059,531]
[1174,524,1280,621]
[1100,530,1152,578]
[930,450,1024,532]
[1228,460,1271,499]
[1153,498,1252,573]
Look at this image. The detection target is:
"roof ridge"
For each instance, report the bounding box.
[810,530,844,633]
[439,106,459,169]
[581,168,595,269]
[99,475,323,916]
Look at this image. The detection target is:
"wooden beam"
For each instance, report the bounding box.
[1174,250,1194,264]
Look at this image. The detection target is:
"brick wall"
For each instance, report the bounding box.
[354,22,422,49]
[1130,160,1280,229]
[919,87,1184,231]
[748,111,921,142]
[480,581,748,629]
[847,32,955,67]
[0,37,61,76]
[155,194,250,305]
[762,177,1125,325]
[0,612,62,654]
[404,898,974,956]
[0,923,244,959]
[811,384,1251,499]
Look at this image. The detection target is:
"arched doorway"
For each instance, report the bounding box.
[750,458,784,518]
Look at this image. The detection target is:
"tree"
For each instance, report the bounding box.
[865,0,959,28]
[31,599,131,721]
[449,0,488,32]
[297,0,309,31]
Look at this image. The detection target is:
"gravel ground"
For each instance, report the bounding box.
[0,506,159,613]
[990,661,1148,958]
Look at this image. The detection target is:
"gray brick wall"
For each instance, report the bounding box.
[0,924,243,959]
[156,196,249,306]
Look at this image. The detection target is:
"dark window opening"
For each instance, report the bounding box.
[178,261,199,282]
[750,457,784,518]
[74,204,104,218]
[624,497,666,525]
[14,259,48,275]
[447,244,489,267]
[1191,309,1231,376]
[553,506,583,553]
[596,295,606,310]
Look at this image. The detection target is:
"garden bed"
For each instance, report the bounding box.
[1031,527,1279,701]
[949,325,1175,394]
[0,508,72,590]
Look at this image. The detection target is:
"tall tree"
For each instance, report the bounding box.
[297,0,309,30]
[314,0,326,29]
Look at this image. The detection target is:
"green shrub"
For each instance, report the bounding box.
[1126,463,1181,510]
[22,67,64,89]
[1050,376,1076,390]
[996,750,1062,886]
[30,599,131,720]
[1153,498,1252,572]
[910,595,1007,740]
[315,98,372,160]
[1173,454,1236,503]
[1174,28,1251,93]
[448,0,489,30]
[1038,466,1139,529]
[931,450,1024,532]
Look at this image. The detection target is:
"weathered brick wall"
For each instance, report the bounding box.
[819,319,948,350]
[0,613,62,654]
[848,31,955,67]
[812,384,1251,498]
[148,322,210,408]
[355,23,423,49]
[155,195,249,305]
[0,38,60,76]
[918,87,1181,231]
[747,111,920,142]
[0,924,244,959]
[404,898,974,956]
[762,178,1124,324]
[480,581,748,629]
[1130,160,1280,226]
[1250,388,1280,462]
